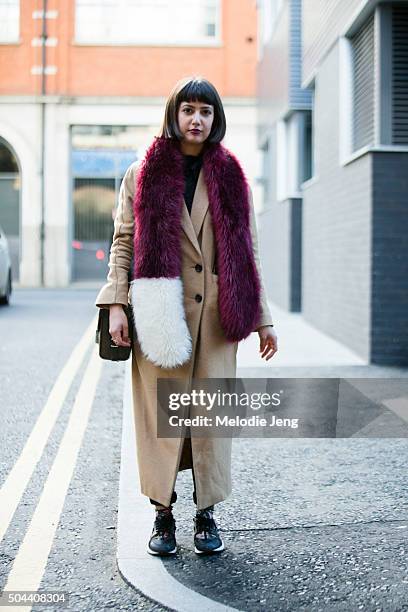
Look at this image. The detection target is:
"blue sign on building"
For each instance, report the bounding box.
[72,149,138,177]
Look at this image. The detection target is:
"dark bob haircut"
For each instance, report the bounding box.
[158,76,226,143]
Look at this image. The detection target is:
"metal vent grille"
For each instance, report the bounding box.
[392,5,408,145]
[351,13,375,151]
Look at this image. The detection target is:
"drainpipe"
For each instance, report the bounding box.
[39,0,47,286]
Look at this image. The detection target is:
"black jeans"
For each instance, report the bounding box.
[149,468,214,510]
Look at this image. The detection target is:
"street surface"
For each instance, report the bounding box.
[0,288,407,611]
[0,289,166,611]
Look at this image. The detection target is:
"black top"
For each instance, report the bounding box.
[183,152,203,215]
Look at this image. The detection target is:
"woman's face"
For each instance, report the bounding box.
[177,100,215,145]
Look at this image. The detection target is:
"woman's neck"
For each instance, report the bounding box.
[179,141,204,156]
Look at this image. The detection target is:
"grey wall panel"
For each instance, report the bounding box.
[257,0,312,139]
[392,4,408,145]
[257,121,302,312]
[351,12,376,150]
[289,0,313,107]
[257,123,294,310]
[302,41,372,362]
[371,152,408,365]
[257,1,291,133]
[259,201,294,312]
[290,197,302,311]
[302,0,367,84]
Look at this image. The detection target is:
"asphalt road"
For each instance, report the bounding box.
[165,437,408,611]
[1,288,407,612]
[0,288,167,611]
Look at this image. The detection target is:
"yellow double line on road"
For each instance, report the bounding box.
[0,314,102,610]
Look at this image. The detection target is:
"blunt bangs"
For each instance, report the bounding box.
[159,76,226,143]
[177,79,218,108]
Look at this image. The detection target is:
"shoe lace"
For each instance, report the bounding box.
[195,510,217,537]
[154,509,175,537]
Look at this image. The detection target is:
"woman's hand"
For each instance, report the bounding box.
[109,304,131,347]
[257,325,278,361]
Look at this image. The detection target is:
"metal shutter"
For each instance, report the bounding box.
[392,5,408,145]
[351,13,375,151]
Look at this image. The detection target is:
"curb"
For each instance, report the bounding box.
[116,359,240,612]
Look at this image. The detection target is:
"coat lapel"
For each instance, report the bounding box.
[180,167,209,255]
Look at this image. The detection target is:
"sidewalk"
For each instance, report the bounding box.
[238,300,367,370]
[117,301,408,612]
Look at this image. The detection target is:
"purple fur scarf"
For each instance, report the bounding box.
[130,136,261,368]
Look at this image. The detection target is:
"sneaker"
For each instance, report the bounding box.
[147,507,177,556]
[194,508,224,554]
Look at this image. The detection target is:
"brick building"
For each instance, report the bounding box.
[0,0,260,284]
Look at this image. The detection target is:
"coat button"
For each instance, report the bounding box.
[195,264,203,273]
[195,294,202,303]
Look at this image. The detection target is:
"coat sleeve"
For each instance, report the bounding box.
[94,162,138,309]
[248,185,274,330]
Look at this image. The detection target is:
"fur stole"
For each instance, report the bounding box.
[130,136,261,368]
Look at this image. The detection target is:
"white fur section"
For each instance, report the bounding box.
[130,277,192,368]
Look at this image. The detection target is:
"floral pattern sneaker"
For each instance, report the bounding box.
[194,508,225,554]
[147,508,177,556]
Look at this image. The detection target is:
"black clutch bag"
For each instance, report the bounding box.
[95,304,134,361]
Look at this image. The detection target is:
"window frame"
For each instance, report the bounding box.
[74,0,222,47]
[277,108,313,202]
[0,0,20,44]
[340,4,408,167]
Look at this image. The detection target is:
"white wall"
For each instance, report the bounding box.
[0,98,259,287]
[0,104,42,286]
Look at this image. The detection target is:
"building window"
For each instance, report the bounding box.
[277,108,313,201]
[260,136,272,206]
[75,0,220,46]
[344,3,408,156]
[70,124,157,281]
[0,139,19,236]
[276,119,287,201]
[0,0,19,43]
[300,110,313,183]
[0,139,20,281]
[350,12,375,152]
[392,4,408,145]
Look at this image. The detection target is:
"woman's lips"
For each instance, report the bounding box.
[190,130,201,134]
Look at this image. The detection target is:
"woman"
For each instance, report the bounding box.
[95,76,278,557]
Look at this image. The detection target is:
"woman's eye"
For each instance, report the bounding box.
[183,108,211,115]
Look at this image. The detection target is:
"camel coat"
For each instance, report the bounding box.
[95,159,273,509]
